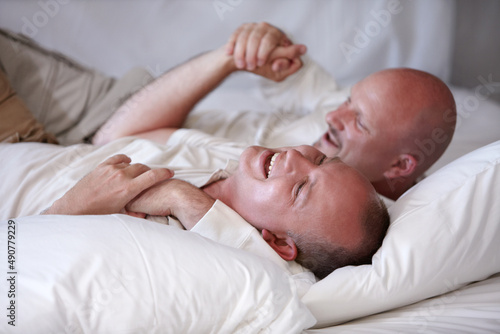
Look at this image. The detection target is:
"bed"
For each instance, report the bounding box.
[1,1,500,333]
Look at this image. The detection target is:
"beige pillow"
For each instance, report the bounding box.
[0,68,57,144]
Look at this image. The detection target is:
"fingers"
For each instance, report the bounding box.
[246,22,278,70]
[271,59,291,72]
[122,162,152,176]
[101,154,132,166]
[270,44,306,74]
[130,166,175,195]
[254,24,293,68]
[281,57,303,78]
[270,44,307,62]
[101,154,175,193]
[123,162,174,187]
[227,22,293,71]
[225,24,244,55]
[232,24,252,69]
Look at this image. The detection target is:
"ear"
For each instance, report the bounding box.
[261,229,298,261]
[383,153,418,179]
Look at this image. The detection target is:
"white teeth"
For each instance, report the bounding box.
[267,153,279,178]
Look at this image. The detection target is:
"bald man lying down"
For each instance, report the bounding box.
[1,129,388,282]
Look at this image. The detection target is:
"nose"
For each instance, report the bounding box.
[285,146,318,172]
[325,105,355,131]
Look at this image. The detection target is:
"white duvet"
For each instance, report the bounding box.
[0,214,315,333]
[0,139,316,333]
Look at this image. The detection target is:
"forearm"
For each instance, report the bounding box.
[170,191,215,230]
[42,197,73,215]
[126,179,215,230]
[93,47,237,144]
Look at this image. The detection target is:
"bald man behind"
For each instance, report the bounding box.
[314,67,457,200]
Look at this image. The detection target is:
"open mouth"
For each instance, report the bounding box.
[264,152,279,178]
[324,128,340,149]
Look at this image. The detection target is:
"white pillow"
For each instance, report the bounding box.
[302,140,500,327]
[1,214,315,333]
[426,86,500,175]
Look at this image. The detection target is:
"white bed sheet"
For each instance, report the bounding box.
[306,273,500,333]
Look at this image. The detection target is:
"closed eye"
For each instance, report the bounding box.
[356,116,364,129]
[294,155,325,204]
[296,181,306,196]
[294,179,307,200]
[356,115,369,133]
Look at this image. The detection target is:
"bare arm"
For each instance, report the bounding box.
[42,154,174,216]
[126,179,215,230]
[92,48,236,145]
[92,22,306,146]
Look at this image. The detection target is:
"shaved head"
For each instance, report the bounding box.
[369,68,456,174]
[314,67,456,199]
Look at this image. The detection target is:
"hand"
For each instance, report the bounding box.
[225,22,307,81]
[126,179,215,230]
[43,154,174,215]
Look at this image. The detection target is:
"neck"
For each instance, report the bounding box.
[372,177,416,201]
[202,179,231,206]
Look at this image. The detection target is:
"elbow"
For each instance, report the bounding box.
[91,126,119,146]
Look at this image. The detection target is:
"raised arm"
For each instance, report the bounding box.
[92,48,236,145]
[92,22,306,145]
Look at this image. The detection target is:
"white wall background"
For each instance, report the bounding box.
[451,0,500,104]
[0,0,498,102]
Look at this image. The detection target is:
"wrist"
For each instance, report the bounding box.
[42,198,67,215]
[168,181,215,229]
[214,46,238,75]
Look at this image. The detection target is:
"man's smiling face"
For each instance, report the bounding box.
[313,71,418,182]
[223,145,376,252]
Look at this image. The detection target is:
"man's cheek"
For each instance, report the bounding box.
[261,185,286,211]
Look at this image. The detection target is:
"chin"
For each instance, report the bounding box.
[313,136,336,156]
[314,143,338,158]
